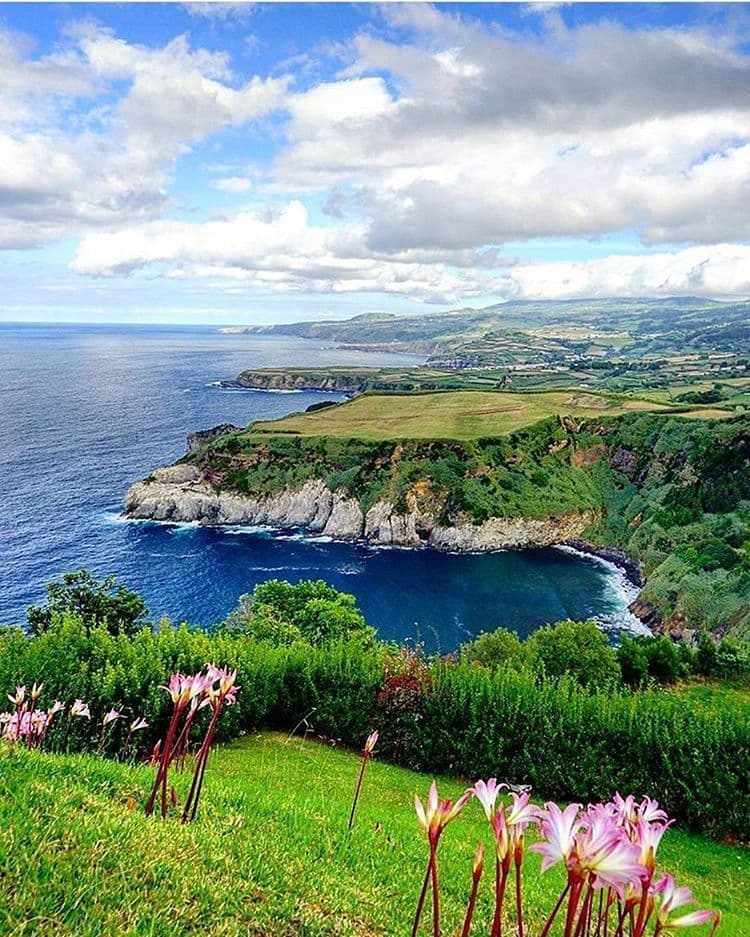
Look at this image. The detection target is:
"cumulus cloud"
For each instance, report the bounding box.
[69,200,750,302]
[0,25,287,247]
[274,7,750,252]
[8,6,750,304]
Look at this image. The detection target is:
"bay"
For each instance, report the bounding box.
[0,322,643,648]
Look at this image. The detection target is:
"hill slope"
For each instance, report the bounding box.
[3,733,748,936]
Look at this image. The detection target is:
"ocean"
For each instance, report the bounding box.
[0,322,643,649]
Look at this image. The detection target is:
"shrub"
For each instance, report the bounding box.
[459,627,531,672]
[1,616,747,839]
[617,635,650,688]
[525,620,621,689]
[223,579,375,648]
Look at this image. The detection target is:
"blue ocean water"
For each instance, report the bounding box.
[0,322,641,649]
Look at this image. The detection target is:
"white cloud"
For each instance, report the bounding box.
[211,176,254,193]
[273,8,750,254]
[8,7,750,306]
[183,3,256,21]
[497,244,750,301]
[0,26,288,247]
[69,200,750,303]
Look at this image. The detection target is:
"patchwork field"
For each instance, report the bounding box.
[2,732,748,936]
[249,389,721,441]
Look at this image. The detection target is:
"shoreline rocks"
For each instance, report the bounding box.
[124,468,599,552]
[563,538,644,588]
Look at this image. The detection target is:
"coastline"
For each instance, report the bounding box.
[562,538,644,588]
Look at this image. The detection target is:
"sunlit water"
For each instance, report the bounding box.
[0,323,643,649]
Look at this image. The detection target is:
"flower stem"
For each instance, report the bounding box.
[514,856,524,937]
[460,857,483,937]
[145,704,181,817]
[563,878,584,937]
[490,857,508,937]
[431,849,440,937]
[540,882,571,937]
[412,854,433,937]
[347,753,368,831]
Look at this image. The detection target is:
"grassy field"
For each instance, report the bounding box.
[249,390,723,441]
[2,732,747,936]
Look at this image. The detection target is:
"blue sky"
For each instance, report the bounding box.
[2,2,750,324]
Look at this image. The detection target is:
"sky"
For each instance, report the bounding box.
[2,1,750,324]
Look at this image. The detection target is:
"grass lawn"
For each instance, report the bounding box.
[2,732,747,936]
[249,390,683,441]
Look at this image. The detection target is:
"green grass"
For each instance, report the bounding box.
[2,732,747,936]
[670,679,750,719]
[249,390,683,441]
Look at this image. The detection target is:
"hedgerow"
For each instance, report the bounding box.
[1,616,747,839]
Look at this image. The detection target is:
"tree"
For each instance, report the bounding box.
[526,620,621,689]
[27,569,148,637]
[223,579,374,647]
[460,628,531,671]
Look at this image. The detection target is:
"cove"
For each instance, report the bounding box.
[1,322,643,648]
[110,519,645,650]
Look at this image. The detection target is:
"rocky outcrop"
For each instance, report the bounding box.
[186,424,241,454]
[226,371,366,394]
[124,467,598,552]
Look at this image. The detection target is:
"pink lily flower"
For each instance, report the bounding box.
[415,780,472,846]
[575,811,645,896]
[507,790,542,837]
[30,682,44,702]
[130,717,149,733]
[364,730,379,755]
[70,699,91,719]
[639,795,669,825]
[531,801,584,872]
[102,708,124,726]
[7,686,25,707]
[412,782,471,937]
[636,817,673,876]
[471,777,507,822]
[654,875,721,932]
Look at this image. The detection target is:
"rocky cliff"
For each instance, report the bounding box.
[227,371,367,394]
[124,465,598,552]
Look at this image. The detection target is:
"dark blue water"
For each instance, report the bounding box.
[0,323,641,649]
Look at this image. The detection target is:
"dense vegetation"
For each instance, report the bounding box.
[192,411,750,636]
[3,576,748,839]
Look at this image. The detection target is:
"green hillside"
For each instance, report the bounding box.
[3,733,747,936]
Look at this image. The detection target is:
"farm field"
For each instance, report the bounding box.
[249,389,724,441]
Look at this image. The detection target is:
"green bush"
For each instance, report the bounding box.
[525,620,621,689]
[222,579,375,648]
[1,616,746,838]
[617,635,650,688]
[459,627,531,671]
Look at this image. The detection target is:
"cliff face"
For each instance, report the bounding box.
[230,371,365,393]
[124,465,598,551]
